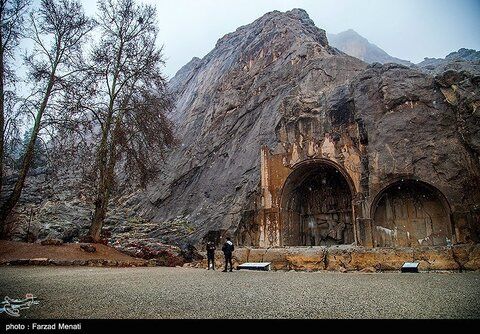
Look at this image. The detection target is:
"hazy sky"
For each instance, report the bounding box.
[68,0,480,78]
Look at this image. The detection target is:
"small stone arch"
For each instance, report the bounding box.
[370,178,453,247]
[279,158,357,246]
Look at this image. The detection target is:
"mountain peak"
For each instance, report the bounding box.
[284,8,314,24]
[285,8,309,18]
[328,29,412,66]
[445,48,480,61]
[343,29,361,36]
[213,8,329,52]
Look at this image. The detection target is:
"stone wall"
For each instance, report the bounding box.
[191,244,480,272]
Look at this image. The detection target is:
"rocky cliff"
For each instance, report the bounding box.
[4,9,480,252]
[134,8,367,246]
[136,9,480,247]
[417,48,480,74]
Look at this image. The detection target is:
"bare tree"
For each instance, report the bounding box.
[0,0,93,234]
[72,0,174,242]
[0,0,30,196]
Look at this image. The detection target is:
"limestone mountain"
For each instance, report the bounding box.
[328,29,413,66]
[5,9,480,253]
[136,8,367,246]
[135,9,479,248]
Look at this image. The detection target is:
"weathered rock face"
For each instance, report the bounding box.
[328,29,413,66]
[258,60,480,248]
[417,48,480,73]
[136,9,479,249]
[136,9,480,249]
[4,9,479,255]
[135,9,367,247]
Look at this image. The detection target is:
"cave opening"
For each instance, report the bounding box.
[280,161,355,246]
[372,179,452,247]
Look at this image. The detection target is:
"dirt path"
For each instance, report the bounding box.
[0,241,145,265]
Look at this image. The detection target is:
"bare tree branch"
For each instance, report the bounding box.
[0,0,93,234]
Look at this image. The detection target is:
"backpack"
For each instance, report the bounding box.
[223,241,234,253]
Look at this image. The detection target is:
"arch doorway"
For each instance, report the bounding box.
[280,160,355,246]
[372,179,452,247]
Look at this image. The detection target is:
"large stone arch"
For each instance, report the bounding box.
[279,159,357,246]
[370,178,453,247]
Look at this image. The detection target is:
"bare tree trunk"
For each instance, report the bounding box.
[89,114,120,242]
[0,70,55,234]
[89,185,108,242]
[88,104,113,241]
[89,135,117,242]
[88,37,124,242]
[88,74,117,241]
[88,130,111,241]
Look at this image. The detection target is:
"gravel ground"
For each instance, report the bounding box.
[0,266,479,319]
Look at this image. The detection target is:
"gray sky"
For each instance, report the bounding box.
[63,0,480,78]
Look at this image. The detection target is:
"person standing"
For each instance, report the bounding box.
[222,237,234,272]
[206,240,216,270]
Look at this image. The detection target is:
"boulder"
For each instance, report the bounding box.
[9,259,30,265]
[233,247,250,264]
[325,247,353,271]
[103,260,118,266]
[264,248,289,270]
[248,249,268,263]
[464,244,480,270]
[349,248,415,271]
[80,244,96,253]
[413,247,460,271]
[114,238,185,267]
[71,260,87,266]
[285,247,326,271]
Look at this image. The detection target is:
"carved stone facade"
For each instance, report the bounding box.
[257,140,477,248]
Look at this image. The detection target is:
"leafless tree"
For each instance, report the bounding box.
[0,0,93,234]
[71,0,175,242]
[0,0,30,196]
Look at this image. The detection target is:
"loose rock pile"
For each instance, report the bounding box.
[108,218,200,266]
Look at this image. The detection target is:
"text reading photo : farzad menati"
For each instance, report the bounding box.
[4,322,82,332]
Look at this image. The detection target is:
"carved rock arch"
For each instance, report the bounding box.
[279,159,357,246]
[370,178,453,247]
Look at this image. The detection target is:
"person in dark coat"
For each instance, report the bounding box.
[206,241,216,270]
[221,237,234,272]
